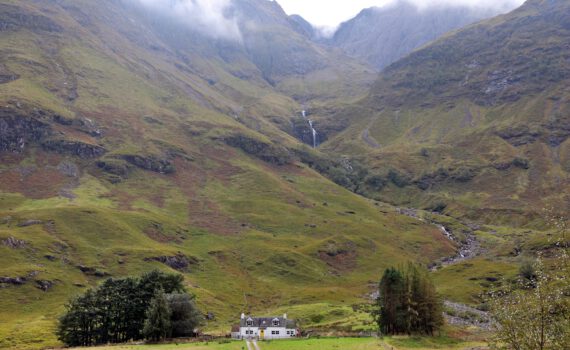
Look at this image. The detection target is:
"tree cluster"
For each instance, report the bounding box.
[57,270,203,347]
[373,264,444,335]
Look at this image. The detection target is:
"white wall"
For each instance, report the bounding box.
[238,327,297,339]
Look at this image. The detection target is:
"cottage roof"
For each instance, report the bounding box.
[240,316,296,329]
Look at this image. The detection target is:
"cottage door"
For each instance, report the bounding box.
[260,329,265,340]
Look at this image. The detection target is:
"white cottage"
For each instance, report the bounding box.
[231,313,299,340]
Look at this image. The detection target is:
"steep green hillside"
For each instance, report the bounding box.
[0,1,452,349]
[324,0,570,224]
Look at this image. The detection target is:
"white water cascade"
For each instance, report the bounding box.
[302,110,318,148]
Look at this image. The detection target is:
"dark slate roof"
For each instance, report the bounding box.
[240,316,296,329]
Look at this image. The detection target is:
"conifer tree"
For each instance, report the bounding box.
[374,263,443,335]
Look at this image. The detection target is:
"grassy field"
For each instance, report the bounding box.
[68,337,487,350]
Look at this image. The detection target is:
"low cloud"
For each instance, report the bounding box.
[136,0,242,41]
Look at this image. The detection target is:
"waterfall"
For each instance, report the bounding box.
[302,110,318,148]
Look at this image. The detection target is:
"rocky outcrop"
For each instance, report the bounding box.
[120,154,175,174]
[497,119,570,147]
[493,157,530,171]
[497,125,541,146]
[97,159,132,177]
[145,253,199,272]
[0,276,27,286]
[35,280,54,292]
[224,134,291,165]
[544,116,570,147]
[0,73,19,84]
[415,166,478,190]
[0,106,106,158]
[42,139,106,159]
[17,219,43,227]
[57,161,80,177]
[53,115,102,137]
[0,111,51,152]
[76,265,109,277]
[1,236,27,249]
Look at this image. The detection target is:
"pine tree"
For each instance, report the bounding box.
[143,289,172,342]
[374,264,443,335]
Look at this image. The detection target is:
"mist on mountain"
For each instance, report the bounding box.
[133,0,242,41]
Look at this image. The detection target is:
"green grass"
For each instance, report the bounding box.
[66,337,487,350]
[0,149,457,349]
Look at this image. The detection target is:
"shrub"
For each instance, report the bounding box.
[388,169,411,188]
[513,157,530,169]
[365,175,388,191]
[519,260,537,281]
[310,314,325,323]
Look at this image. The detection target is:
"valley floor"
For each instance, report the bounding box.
[69,337,488,350]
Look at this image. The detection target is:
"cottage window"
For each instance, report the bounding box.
[272,318,280,326]
[246,318,253,326]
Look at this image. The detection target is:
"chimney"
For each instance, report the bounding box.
[283,313,287,319]
[241,313,245,319]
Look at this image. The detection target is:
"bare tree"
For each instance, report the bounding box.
[489,214,569,350]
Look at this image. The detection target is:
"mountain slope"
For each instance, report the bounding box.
[0,0,453,348]
[328,0,515,70]
[324,0,570,223]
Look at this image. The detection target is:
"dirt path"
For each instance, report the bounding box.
[252,339,261,350]
[245,340,253,350]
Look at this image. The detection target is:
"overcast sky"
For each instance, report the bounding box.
[276,0,526,29]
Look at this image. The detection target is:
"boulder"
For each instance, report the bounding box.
[17,220,43,227]
[35,280,54,291]
[145,253,199,271]
[1,236,26,249]
[0,276,26,286]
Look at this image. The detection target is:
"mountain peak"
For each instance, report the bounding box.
[327,0,508,69]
